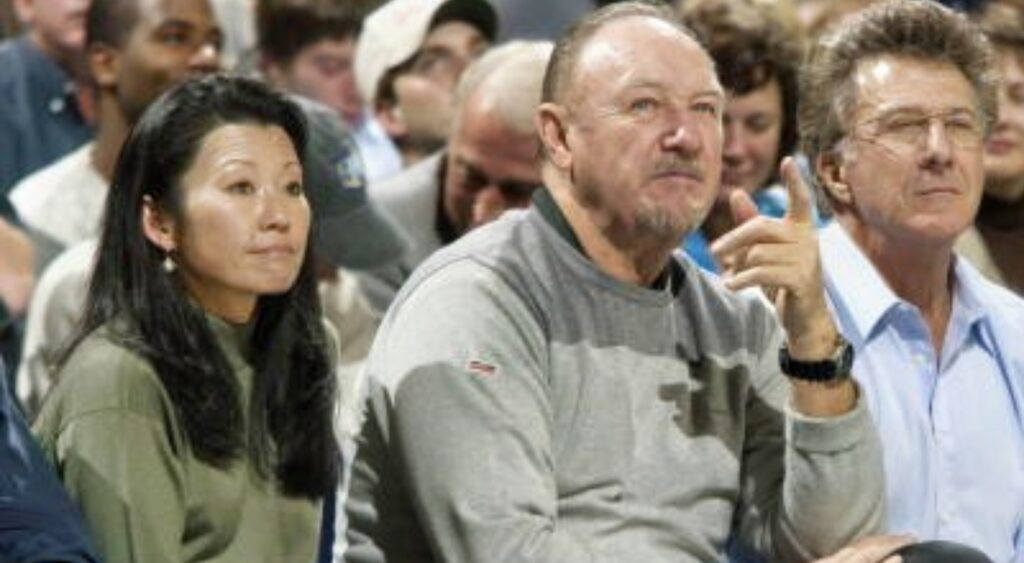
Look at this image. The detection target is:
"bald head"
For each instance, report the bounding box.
[442,40,552,235]
[452,40,553,137]
[541,2,699,108]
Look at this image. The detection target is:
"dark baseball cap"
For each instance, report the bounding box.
[291,95,407,270]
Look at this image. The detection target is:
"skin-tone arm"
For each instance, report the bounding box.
[711,156,856,417]
[814,534,914,563]
[0,217,35,316]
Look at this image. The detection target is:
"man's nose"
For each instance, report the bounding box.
[662,115,704,155]
[921,120,955,168]
[190,42,221,73]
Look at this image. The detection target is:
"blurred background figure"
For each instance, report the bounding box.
[1,0,22,38]
[0,0,93,194]
[356,40,551,315]
[33,75,340,562]
[0,358,101,563]
[257,0,398,182]
[957,1,1024,294]
[489,0,591,40]
[8,0,222,267]
[6,0,220,405]
[355,0,497,176]
[0,204,35,378]
[678,0,805,272]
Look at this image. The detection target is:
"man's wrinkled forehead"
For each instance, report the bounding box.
[850,55,980,118]
[570,16,721,100]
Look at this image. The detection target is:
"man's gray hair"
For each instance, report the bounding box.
[799,0,998,212]
[454,40,555,136]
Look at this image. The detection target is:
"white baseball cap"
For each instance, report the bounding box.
[355,0,498,107]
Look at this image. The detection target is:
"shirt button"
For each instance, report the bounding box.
[49,97,65,113]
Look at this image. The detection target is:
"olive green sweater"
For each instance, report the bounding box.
[34,317,321,563]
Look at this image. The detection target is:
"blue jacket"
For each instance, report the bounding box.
[0,360,101,562]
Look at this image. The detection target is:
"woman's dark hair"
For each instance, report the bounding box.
[680,0,804,169]
[68,74,339,499]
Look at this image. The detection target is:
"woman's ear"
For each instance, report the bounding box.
[536,102,573,170]
[816,150,853,206]
[141,195,176,251]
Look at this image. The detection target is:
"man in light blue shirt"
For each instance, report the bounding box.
[798,1,1024,561]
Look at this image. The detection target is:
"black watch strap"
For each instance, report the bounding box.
[779,337,854,382]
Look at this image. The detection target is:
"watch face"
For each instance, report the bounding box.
[836,341,855,375]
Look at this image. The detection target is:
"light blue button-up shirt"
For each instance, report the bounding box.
[820,223,1024,563]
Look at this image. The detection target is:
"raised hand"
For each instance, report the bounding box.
[711,157,854,416]
[711,156,836,358]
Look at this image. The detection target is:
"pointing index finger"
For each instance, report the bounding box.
[781,156,813,225]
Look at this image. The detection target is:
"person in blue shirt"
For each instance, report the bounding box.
[0,357,100,562]
[0,0,93,194]
[678,0,804,272]
[795,1,1024,560]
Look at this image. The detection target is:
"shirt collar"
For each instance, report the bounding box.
[948,254,997,357]
[532,187,685,294]
[819,223,904,342]
[821,222,997,355]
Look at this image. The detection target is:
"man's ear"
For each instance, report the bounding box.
[816,150,853,206]
[88,43,120,89]
[376,99,408,139]
[141,196,176,251]
[536,102,572,170]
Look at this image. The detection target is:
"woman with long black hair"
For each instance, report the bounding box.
[34,74,340,562]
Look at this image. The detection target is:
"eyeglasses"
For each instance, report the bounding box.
[851,109,985,153]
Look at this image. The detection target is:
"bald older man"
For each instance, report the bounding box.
[342,3,884,562]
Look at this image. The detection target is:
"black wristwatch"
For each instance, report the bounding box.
[779,336,854,382]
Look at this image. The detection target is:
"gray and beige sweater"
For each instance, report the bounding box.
[344,191,884,563]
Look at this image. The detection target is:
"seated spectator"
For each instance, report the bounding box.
[355,0,497,171]
[0,357,100,563]
[343,4,884,562]
[356,40,551,315]
[956,2,1024,294]
[15,99,404,416]
[678,0,805,272]
[789,0,1024,559]
[33,75,340,562]
[9,0,221,264]
[257,0,402,182]
[0,0,93,194]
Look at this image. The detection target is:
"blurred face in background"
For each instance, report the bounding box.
[95,0,221,123]
[16,0,90,63]
[983,47,1024,202]
[443,93,540,234]
[380,20,489,153]
[720,78,783,205]
[268,36,364,125]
